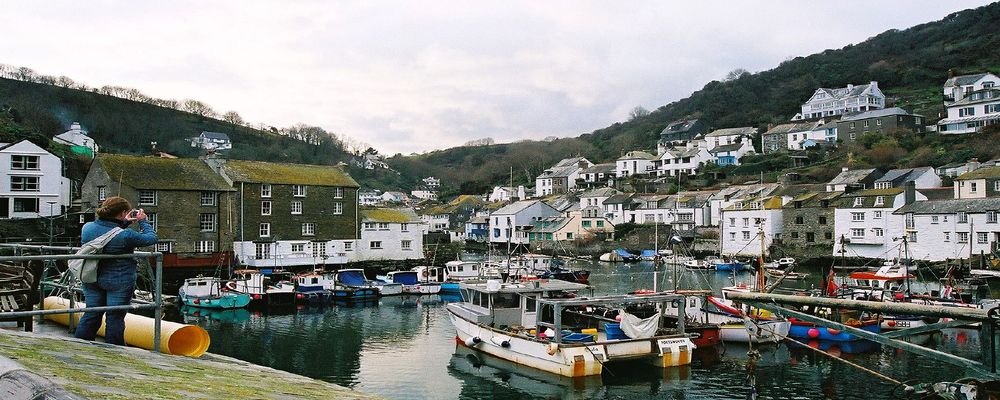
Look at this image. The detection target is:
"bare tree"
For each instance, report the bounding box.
[15,67,36,82]
[628,106,650,121]
[182,99,217,118]
[223,111,244,126]
[55,76,75,88]
[463,137,495,146]
[724,68,750,81]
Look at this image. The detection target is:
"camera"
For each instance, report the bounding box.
[128,209,140,218]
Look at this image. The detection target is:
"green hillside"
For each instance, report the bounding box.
[395,2,1000,195]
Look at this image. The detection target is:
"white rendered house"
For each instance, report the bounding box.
[489,200,560,245]
[895,198,1000,262]
[833,186,925,259]
[350,208,425,262]
[794,81,885,120]
[0,140,70,218]
[719,196,786,257]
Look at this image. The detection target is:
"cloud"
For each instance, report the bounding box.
[0,0,990,154]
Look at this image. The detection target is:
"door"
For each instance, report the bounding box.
[521,295,538,328]
[0,197,8,218]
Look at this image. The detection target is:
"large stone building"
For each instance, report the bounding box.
[781,191,842,254]
[836,107,925,143]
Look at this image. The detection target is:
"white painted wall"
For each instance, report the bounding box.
[0,140,68,218]
[719,209,784,257]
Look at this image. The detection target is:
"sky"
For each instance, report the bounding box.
[0,1,992,155]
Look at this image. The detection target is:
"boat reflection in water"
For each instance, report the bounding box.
[180,305,252,324]
[450,345,698,400]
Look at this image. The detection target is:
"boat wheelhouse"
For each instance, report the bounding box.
[447,280,696,377]
[378,270,442,294]
[178,276,251,309]
[225,269,297,306]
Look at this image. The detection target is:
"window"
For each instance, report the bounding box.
[958,212,968,224]
[873,228,884,237]
[200,192,216,206]
[958,232,969,243]
[370,241,382,249]
[293,185,306,197]
[344,241,353,251]
[259,223,270,237]
[863,121,869,128]
[853,197,863,207]
[334,187,344,199]
[996,181,1000,192]
[851,212,865,222]
[850,122,855,129]
[401,240,412,250]
[12,198,38,212]
[261,184,272,198]
[795,216,804,224]
[401,223,409,232]
[743,218,749,228]
[806,232,815,242]
[302,223,315,236]
[291,201,302,214]
[742,231,751,240]
[989,211,998,224]
[146,212,157,230]
[333,202,343,215]
[194,240,215,253]
[254,243,271,259]
[10,155,39,170]
[98,186,107,201]
[978,232,989,244]
[959,107,975,117]
[261,201,272,215]
[876,119,882,126]
[729,232,736,241]
[729,218,735,227]
[825,232,833,240]
[874,196,885,206]
[10,176,39,191]
[597,220,605,227]
[851,228,865,238]
[944,232,951,242]
[378,223,389,230]
[790,232,799,239]
[972,182,978,193]
[908,232,917,243]
[312,242,327,258]
[818,216,827,225]
[155,242,172,253]
[291,243,306,252]
[138,190,157,205]
[932,215,939,224]
[199,213,216,232]
[874,211,883,219]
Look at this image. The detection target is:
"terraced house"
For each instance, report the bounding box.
[81,154,235,267]
[213,159,359,268]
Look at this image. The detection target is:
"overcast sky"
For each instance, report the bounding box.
[0,1,991,155]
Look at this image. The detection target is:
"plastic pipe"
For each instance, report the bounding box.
[42,296,211,357]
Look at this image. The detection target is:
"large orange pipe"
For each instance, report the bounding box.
[43,296,211,357]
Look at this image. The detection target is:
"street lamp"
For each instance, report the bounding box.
[46,201,57,246]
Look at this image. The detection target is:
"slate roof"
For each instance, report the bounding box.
[918,188,955,201]
[361,208,419,223]
[538,164,582,179]
[224,160,359,187]
[957,166,1000,180]
[948,89,1000,106]
[581,163,615,174]
[764,122,815,135]
[875,167,934,185]
[705,127,756,138]
[896,198,1000,214]
[580,187,621,198]
[841,107,921,121]
[662,147,705,159]
[660,119,701,135]
[603,193,634,205]
[812,82,879,100]
[944,73,993,87]
[200,131,230,140]
[827,168,879,186]
[96,154,234,191]
[710,143,744,154]
[553,157,588,168]
[531,217,570,233]
[617,151,656,160]
[493,200,542,215]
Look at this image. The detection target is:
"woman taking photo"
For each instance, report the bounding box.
[74,196,158,345]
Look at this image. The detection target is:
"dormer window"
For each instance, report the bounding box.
[853,197,864,207]
[874,196,885,206]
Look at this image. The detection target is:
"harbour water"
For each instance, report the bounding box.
[175,260,992,399]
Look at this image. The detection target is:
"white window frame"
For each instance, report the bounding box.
[146,212,157,231]
[853,197,863,207]
[199,213,217,232]
[293,185,306,197]
[302,223,315,236]
[851,212,865,222]
[958,232,969,243]
[958,212,968,224]
[259,223,271,237]
[98,186,107,202]
[194,240,215,253]
[312,242,327,258]
[254,242,271,259]
[944,232,951,242]
[200,192,216,206]
[155,241,172,253]
[873,211,883,219]
[10,176,39,192]
[874,196,884,206]
[873,228,884,237]
[742,231,751,240]
[401,223,409,232]
[10,155,39,170]
[978,232,989,244]
[344,241,353,251]
[138,190,157,205]
[334,187,344,199]
[291,201,303,214]
[291,243,306,252]
[260,184,272,198]
[261,201,272,216]
[988,211,998,224]
[851,228,865,238]
[333,202,343,215]
[370,241,382,249]
[401,240,412,250]
[931,215,939,224]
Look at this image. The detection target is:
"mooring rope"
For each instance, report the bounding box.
[780,333,903,386]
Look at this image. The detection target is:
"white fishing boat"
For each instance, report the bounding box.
[338,268,402,296]
[661,287,790,344]
[683,259,712,269]
[377,270,441,294]
[763,268,809,280]
[225,269,297,306]
[447,280,696,378]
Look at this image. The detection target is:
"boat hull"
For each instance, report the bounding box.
[331,287,380,301]
[787,319,880,342]
[718,319,791,344]
[179,292,252,309]
[447,305,694,377]
[715,262,748,272]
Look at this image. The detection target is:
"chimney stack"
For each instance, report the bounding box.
[842,167,849,173]
[948,69,956,78]
[870,81,878,89]
[969,158,981,171]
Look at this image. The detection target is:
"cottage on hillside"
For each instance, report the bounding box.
[793,81,885,121]
[1,140,71,218]
[191,131,233,151]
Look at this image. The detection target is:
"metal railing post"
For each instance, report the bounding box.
[153,254,163,354]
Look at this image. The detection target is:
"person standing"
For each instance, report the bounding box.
[74,196,157,345]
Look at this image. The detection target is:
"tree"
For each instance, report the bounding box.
[724,68,750,81]
[223,111,244,126]
[182,99,217,118]
[628,106,650,121]
[55,76,75,88]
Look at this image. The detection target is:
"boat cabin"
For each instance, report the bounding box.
[455,280,590,329]
[444,260,481,280]
[181,276,223,298]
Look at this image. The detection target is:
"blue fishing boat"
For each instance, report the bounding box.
[377,271,442,294]
[338,268,402,296]
[295,271,333,304]
[714,258,748,272]
[178,276,251,309]
[330,285,380,301]
[639,249,659,261]
[787,318,881,341]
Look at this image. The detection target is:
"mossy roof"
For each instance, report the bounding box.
[97,154,234,191]
[847,188,905,197]
[225,160,359,187]
[957,166,1000,180]
[361,208,419,223]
